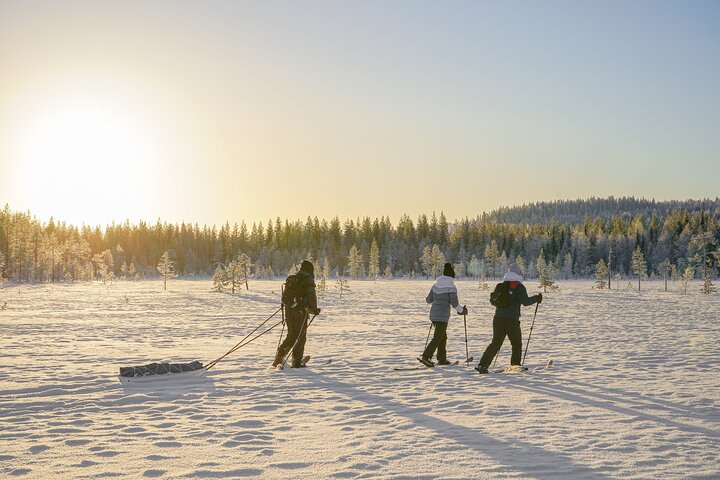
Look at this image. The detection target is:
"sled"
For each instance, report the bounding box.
[118,368,206,385]
[118,360,205,385]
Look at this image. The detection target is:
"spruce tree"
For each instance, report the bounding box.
[680,266,694,294]
[157,250,177,291]
[369,240,380,280]
[659,259,672,292]
[336,277,351,298]
[631,246,647,291]
[537,249,556,292]
[212,265,228,292]
[348,245,364,280]
[595,258,608,289]
[484,240,499,279]
[237,253,251,290]
[383,265,393,279]
[420,246,432,279]
[430,244,445,278]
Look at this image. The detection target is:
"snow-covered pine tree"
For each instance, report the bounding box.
[631,246,647,291]
[336,277,351,298]
[128,261,138,280]
[0,251,5,284]
[514,255,525,276]
[157,250,177,291]
[237,253,251,290]
[659,258,672,292]
[484,240,499,279]
[348,245,364,280]
[321,256,331,280]
[478,274,489,291]
[383,265,393,279]
[688,232,717,295]
[562,252,573,279]
[467,255,482,279]
[702,275,715,295]
[537,249,556,292]
[369,240,380,280]
[227,260,242,293]
[212,265,228,292]
[680,266,694,294]
[595,258,608,289]
[430,244,445,278]
[498,251,509,275]
[317,276,327,297]
[420,245,432,279]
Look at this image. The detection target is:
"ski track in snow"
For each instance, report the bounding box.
[0,279,718,479]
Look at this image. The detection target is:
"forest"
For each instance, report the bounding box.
[0,197,718,285]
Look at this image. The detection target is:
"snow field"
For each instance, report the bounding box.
[0,279,718,479]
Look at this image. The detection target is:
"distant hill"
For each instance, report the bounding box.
[484,197,720,225]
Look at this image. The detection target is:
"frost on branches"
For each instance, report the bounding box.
[157,250,177,291]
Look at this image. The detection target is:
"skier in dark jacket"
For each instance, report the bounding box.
[273,260,321,368]
[419,263,468,367]
[475,263,541,374]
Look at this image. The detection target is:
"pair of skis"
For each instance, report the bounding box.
[275,355,332,370]
[489,359,554,374]
[393,356,474,371]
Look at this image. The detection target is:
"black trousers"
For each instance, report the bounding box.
[422,321,448,362]
[276,310,308,363]
[479,316,523,367]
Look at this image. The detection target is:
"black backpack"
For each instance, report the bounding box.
[282,274,306,309]
[490,282,512,308]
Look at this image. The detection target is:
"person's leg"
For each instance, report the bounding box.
[507,320,523,365]
[291,313,309,365]
[436,322,449,363]
[422,322,445,360]
[273,313,301,366]
[478,317,507,368]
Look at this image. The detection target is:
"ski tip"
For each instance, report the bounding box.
[546,359,554,368]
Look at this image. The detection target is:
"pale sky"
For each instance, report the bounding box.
[1,1,719,227]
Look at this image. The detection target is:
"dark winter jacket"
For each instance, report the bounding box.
[494,281,539,321]
[293,269,318,313]
[426,275,464,323]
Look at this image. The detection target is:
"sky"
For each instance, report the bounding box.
[1,0,719,227]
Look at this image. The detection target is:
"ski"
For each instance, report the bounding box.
[476,359,552,375]
[275,355,311,370]
[275,356,332,370]
[393,358,470,371]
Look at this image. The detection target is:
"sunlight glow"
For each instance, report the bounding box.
[11,91,163,225]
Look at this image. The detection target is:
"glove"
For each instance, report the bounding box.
[310,307,321,315]
[457,305,468,316]
[536,293,543,304]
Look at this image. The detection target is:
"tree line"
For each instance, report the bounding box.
[0,198,718,286]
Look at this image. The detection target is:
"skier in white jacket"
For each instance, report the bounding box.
[419,263,467,367]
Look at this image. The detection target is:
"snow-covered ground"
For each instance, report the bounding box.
[1,279,718,479]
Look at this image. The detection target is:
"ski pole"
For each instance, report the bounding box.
[279,313,318,368]
[277,296,286,349]
[463,313,470,363]
[424,323,434,350]
[522,303,540,366]
[205,306,283,371]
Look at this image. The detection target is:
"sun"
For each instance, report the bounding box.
[11,91,163,225]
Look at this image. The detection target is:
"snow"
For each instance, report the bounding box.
[1,279,718,479]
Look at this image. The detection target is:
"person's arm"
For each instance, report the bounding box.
[450,291,464,313]
[306,280,319,313]
[517,284,540,306]
[426,289,434,304]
